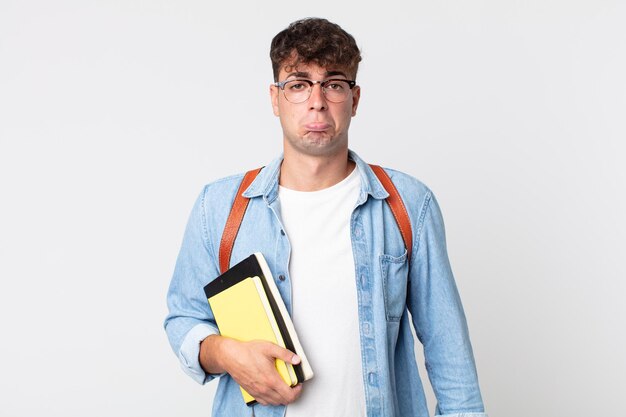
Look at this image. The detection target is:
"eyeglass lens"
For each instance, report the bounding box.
[282,80,352,103]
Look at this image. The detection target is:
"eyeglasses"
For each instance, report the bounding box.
[274,79,357,104]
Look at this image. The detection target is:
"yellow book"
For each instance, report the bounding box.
[207,275,296,404]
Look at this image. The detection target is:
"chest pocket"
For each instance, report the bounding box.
[380,250,409,322]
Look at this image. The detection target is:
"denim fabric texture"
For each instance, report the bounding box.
[164,150,487,417]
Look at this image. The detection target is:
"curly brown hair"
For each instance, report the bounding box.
[270,18,362,81]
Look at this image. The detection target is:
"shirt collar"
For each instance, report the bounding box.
[242,149,389,203]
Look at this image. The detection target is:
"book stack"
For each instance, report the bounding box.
[204,252,314,405]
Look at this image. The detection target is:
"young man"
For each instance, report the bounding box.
[165,18,487,417]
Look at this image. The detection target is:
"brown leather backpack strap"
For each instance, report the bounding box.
[218,167,263,274]
[369,164,413,262]
[219,165,412,272]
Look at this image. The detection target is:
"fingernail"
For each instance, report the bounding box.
[292,354,301,364]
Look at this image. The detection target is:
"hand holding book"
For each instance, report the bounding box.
[199,335,303,406]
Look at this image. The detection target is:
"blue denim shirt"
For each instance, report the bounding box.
[165,150,487,417]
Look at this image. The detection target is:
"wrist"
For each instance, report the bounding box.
[200,334,228,374]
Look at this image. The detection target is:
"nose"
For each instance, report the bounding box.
[308,82,328,110]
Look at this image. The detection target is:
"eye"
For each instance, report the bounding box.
[287,81,308,91]
[325,81,345,91]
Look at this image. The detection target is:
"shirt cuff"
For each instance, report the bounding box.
[178,323,222,384]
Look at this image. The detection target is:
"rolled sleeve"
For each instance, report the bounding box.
[178,323,223,384]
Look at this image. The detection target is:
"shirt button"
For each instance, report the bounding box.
[355,228,361,237]
[363,322,370,335]
[278,274,286,281]
[368,372,378,386]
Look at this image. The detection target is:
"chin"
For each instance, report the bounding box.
[289,137,348,158]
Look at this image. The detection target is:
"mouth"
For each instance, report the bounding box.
[304,122,331,132]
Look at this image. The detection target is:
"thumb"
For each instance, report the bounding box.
[266,344,301,365]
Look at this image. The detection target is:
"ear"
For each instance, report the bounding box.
[270,84,280,116]
[351,85,361,116]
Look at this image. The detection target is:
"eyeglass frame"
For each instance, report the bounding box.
[273,78,357,103]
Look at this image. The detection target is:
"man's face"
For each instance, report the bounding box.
[270,61,360,158]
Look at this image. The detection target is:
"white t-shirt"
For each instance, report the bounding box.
[278,166,366,417]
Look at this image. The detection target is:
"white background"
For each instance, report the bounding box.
[1,1,625,416]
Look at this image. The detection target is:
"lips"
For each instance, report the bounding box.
[304,122,331,132]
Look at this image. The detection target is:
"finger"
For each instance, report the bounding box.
[263,343,300,365]
[288,383,303,402]
[247,377,295,406]
[235,364,291,403]
[281,382,303,405]
[228,341,303,405]
[244,361,299,405]
[259,383,303,406]
[265,370,305,404]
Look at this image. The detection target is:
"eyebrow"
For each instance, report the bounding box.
[285,70,349,79]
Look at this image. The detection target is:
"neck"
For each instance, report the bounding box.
[280,148,355,191]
